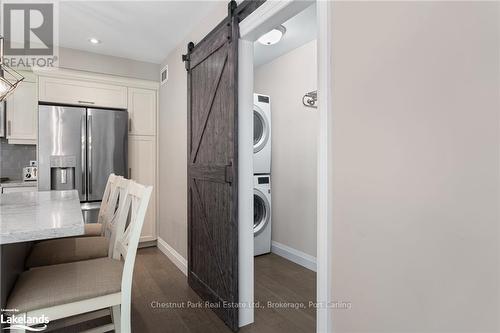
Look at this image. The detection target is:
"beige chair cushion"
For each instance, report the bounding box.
[7,257,123,313]
[84,223,103,236]
[26,237,109,268]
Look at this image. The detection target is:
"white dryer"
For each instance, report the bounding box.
[254,174,272,256]
[253,93,271,174]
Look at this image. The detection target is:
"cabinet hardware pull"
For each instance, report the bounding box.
[78,100,95,105]
[128,118,132,132]
[7,120,11,136]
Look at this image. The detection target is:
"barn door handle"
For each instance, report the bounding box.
[225,161,233,183]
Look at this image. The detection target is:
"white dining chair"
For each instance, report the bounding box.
[6,180,152,333]
[25,175,128,268]
[85,173,123,237]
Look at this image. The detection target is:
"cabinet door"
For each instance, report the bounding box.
[6,81,37,144]
[129,135,157,242]
[128,88,156,136]
[39,76,128,109]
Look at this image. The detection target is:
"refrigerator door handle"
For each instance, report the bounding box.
[81,114,87,197]
[0,101,5,138]
[87,114,92,195]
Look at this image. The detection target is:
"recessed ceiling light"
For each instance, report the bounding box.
[257,25,286,46]
[88,38,101,45]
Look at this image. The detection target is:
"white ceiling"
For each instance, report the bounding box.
[59,1,219,64]
[253,3,316,68]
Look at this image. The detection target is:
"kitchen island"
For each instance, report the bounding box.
[0,190,84,308]
[0,190,84,244]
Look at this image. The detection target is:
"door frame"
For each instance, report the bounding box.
[238,0,334,331]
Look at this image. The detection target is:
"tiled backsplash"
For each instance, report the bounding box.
[0,139,36,180]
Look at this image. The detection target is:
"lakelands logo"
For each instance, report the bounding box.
[1,313,49,331]
[1,1,59,67]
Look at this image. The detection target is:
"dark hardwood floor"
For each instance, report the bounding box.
[52,247,316,332]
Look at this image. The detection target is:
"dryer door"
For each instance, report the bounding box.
[254,188,270,236]
[253,105,270,153]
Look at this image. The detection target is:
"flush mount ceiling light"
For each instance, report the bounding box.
[257,25,286,46]
[0,36,24,102]
[88,38,102,45]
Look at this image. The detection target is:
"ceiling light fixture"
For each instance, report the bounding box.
[257,25,286,46]
[0,36,24,102]
[88,38,102,45]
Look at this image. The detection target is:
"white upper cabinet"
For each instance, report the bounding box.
[39,76,127,109]
[128,88,156,136]
[6,73,38,145]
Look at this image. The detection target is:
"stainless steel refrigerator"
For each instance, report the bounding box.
[38,105,128,223]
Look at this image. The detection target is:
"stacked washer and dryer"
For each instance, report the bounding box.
[253,94,272,256]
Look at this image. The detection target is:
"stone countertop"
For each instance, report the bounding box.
[0,190,84,245]
[0,180,38,188]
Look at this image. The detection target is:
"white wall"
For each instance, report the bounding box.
[254,40,318,257]
[330,2,499,331]
[58,47,159,81]
[158,3,227,258]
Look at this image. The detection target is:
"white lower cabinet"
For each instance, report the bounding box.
[129,135,157,242]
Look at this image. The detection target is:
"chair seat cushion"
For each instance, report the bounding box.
[26,237,109,268]
[7,257,123,313]
[84,223,103,236]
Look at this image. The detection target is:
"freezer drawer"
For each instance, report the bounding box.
[81,202,100,224]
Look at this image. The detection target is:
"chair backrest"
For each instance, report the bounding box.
[112,181,152,296]
[101,175,132,239]
[98,174,122,228]
[104,177,130,254]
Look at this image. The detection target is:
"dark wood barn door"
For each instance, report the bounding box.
[183,1,265,330]
[184,2,240,331]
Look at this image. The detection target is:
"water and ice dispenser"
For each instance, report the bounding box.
[49,156,76,191]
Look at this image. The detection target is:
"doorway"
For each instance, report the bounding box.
[183,0,333,331]
[252,3,318,331]
[238,0,332,331]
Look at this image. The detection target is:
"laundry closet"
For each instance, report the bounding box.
[250,4,318,329]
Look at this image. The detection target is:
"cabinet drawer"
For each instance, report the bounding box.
[2,186,37,194]
[39,76,127,109]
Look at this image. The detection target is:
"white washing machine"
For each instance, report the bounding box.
[254,93,271,174]
[254,174,272,256]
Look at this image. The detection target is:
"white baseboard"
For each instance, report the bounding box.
[271,241,317,272]
[157,237,187,276]
[157,238,316,275]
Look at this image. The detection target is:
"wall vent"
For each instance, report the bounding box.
[160,65,168,85]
